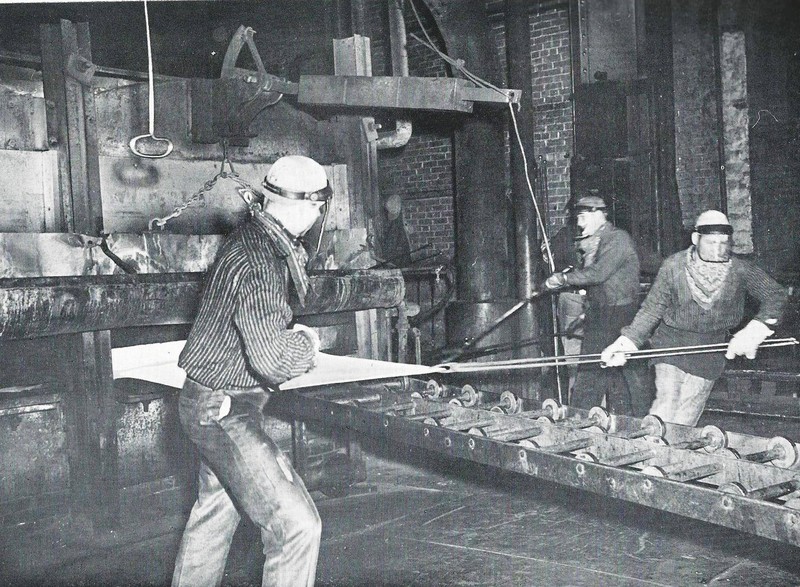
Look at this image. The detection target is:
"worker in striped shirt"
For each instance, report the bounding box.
[601,210,788,426]
[173,156,330,587]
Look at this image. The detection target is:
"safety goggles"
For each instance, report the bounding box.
[695,224,733,235]
[262,179,332,202]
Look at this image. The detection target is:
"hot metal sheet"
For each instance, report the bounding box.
[279,354,443,390]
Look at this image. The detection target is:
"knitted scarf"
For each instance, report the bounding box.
[684,246,730,309]
[576,222,608,268]
[252,210,311,306]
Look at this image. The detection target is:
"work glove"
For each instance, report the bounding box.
[725,319,774,360]
[543,271,568,291]
[600,335,638,367]
[292,323,321,370]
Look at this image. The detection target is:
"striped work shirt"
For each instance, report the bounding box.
[179,216,315,390]
[621,248,788,379]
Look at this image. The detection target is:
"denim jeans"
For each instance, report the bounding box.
[650,363,715,426]
[172,379,321,587]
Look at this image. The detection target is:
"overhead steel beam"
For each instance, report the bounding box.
[298,75,518,112]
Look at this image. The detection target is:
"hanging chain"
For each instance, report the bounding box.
[148,142,261,230]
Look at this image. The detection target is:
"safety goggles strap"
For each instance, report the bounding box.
[262,180,332,202]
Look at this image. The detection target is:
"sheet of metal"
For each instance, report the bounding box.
[0,81,48,151]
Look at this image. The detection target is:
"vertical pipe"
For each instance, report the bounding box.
[505,1,547,400]
[425,0,537,395]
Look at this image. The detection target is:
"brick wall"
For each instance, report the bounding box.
[376,1,455,261]
[485,1,574,235]
[529,1,574,234]
[375,1,576,256]
[671,0,723,228]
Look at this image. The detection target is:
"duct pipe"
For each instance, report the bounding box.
[505,0,548,399]
[376,0,412,149]
[423,0,518,389]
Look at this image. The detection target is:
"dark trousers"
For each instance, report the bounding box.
[571,303,652,417]
[173,379,321,587]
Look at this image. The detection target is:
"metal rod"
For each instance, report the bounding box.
[437,338,798,373]
[445,337,798,368]
[438,291,544,362]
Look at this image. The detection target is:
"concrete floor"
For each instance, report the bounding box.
[3,440,800,587]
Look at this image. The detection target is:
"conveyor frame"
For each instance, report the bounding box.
[272,378,800,547]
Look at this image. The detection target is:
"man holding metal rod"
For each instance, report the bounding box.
[542,195,651,417]
[601,210,789,426]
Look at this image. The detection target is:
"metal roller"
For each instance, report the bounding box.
[740,436,799,468]
[486,391,520,414]
[669,425,728,453]
[523,436,594,454]
[719,478,800,501]
[617,414,666,441]
[467,421,543,443]
[517,398,565,421]
[448,384,479,407]
[560,406,611,433]
[642,462,723,483]
[577,448,657,468]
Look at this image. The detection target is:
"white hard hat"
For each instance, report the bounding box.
[694,210,732,235]
[263,155,331,202]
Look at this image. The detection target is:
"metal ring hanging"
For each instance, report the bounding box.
[129,0,173,159]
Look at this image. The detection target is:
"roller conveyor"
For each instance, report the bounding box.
[272,376,800,546]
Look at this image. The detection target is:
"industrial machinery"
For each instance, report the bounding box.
[270,376,800,547]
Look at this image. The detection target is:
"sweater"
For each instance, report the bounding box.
[179,216,316,390]
[621,248,788,379]
[563,222,640,309]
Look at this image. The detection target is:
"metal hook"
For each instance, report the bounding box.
[130,133,174,159]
